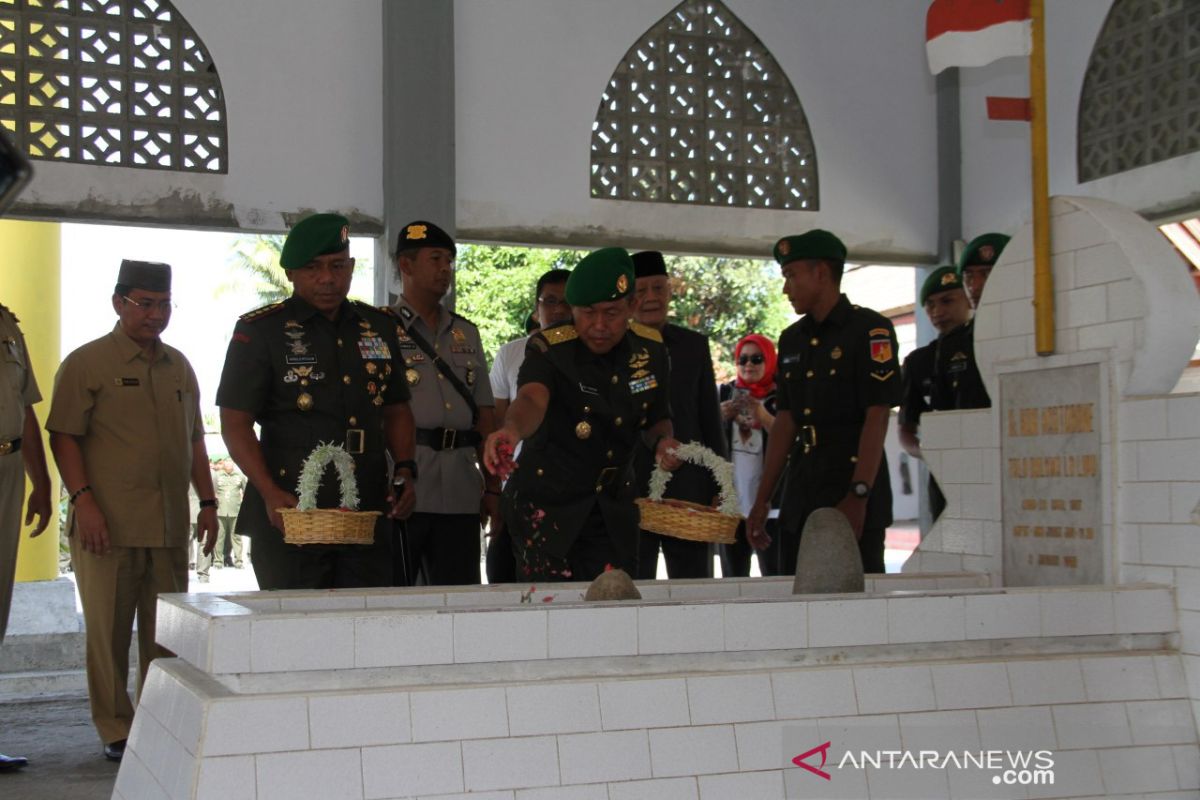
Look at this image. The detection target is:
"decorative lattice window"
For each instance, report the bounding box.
[0,0,227,173]
[1077,0,1200,183]
[590,0,817,210]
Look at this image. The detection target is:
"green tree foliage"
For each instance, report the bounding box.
[454,244,584,357]
[454,245,793,382]
[225,234,288,303]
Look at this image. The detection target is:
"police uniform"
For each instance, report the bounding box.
[776,292,902,575]
[217,294,408,589]
[502,248,672,581]
[47,261,201,749]
[390,221,494,586]
[0,304,39,644]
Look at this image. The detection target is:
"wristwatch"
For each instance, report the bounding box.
[850,480,871,499]
[393,459,418,481]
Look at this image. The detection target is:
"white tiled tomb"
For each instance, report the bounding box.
[115,576,1195,800]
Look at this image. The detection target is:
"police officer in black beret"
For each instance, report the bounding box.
[217,213,417,590]
[483,248,682,581]
[746,230,902,574]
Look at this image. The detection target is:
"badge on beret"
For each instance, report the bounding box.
[616,273,628,294]
[406,224,427,241]
[340,225,349,243]
[575,421,592,440]
[980,244,995,262]
[941,272,957,286]
[778,240,791,256]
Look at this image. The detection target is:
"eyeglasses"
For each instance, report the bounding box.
[738,354,765,366]
[538,296,567,308]
[122,295,175,313]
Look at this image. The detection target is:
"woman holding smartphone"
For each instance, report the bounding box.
[718,333,781,577]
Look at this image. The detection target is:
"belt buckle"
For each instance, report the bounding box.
[0,442,10,456]
[441,428,458,450]
[799,425,817,454]
[346,429,365,455]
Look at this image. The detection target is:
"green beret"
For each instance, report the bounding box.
[957,232,1010,274]
[566,247,634,306]
[280,213,350,269]
[774,229,847,266]
[631,250,667,278]
[920,266,963,305]
[117,259,171,292]
[396,220,456,257]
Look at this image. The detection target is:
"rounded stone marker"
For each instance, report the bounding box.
[585,568,642,601]
[792,507,865,594]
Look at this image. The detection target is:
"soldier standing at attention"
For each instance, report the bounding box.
[217,214,417,591]
[746,230,902,575]
[390,221,499,586]
[898,266,972,520]
[483,248,682,581]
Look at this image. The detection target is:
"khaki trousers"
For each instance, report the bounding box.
[69,538,187,744]
[0,452,23,643]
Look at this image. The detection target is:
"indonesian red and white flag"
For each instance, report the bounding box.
[926,0,1032,75]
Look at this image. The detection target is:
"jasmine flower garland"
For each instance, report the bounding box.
[646,442,740,517]
[294,442,360,511]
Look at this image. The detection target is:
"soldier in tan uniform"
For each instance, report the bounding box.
[47,260,218,762]
[390,221,500,585]
[0,302,51,773]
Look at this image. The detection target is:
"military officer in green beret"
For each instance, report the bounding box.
[388,220,499,586]
[483,247,682,582]
[217,213,417,590]
[898,266,973,520]
[746,230,902,575]
[959,232,1010,310]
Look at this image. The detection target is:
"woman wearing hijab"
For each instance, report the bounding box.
[718,333,782,577]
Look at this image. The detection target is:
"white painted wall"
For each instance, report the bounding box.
[960,0,1200,238]
[15,0,384,233]
[453,0,940,261]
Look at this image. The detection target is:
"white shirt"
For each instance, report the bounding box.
[489,336,529,402]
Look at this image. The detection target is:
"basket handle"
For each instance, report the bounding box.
[645,442,739,516]
[295,443,360,511]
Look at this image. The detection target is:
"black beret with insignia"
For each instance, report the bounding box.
[396,220,457,258]
[280,213,350,269]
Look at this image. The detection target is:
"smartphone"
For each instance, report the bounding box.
[0,129,32,216]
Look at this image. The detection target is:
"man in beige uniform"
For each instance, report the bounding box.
[0,302,51,772]
[48,260,217,762]
[390,221,500,585]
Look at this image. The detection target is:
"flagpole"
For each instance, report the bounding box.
[1030,0,1054,355]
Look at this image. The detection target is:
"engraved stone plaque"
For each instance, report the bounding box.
[1001,364,1103,586]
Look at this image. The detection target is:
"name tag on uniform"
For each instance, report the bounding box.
[286,355,317,365]
[450,344,476,354]
[114,377,140,386]
[780,354,801,365]
[629,374,658,393]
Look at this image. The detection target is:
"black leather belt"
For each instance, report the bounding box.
[416,427,481,451]
[796,424,861,455]
[0,437,21,456]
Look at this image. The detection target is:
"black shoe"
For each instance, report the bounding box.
[0,753,29,772]
[103,740,126,762]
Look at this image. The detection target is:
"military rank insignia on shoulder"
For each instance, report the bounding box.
[541,324,578,345]
[629,321,662,343]
[239,301,286,323]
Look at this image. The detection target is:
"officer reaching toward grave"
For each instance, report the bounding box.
[217,213,417,591]
[389,221,500,586]
[482,247,682,582]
